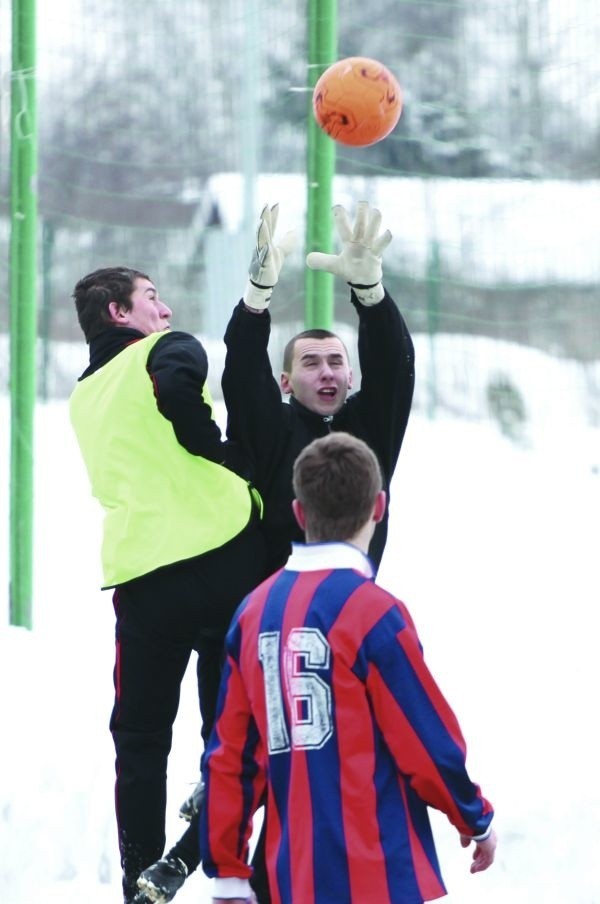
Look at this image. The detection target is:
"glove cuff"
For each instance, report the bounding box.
[243,278,273,311]
[350,281,385,306]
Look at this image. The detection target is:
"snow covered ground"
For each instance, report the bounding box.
[1,377,599,903]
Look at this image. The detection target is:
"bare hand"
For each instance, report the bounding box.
[460,828,497,873]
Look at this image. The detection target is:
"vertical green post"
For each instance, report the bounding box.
[9,0,38,629]
[305,0,337,329]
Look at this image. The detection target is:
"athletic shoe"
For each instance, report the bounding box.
[178,780,205,822]
[135,855,188,903]
[131,893,154,904]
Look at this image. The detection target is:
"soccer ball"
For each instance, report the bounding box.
[312,57,402,147]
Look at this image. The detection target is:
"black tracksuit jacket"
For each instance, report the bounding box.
[222,289,415,574]
[80,326,250,478]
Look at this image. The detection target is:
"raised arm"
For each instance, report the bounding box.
[222,205,297,487]
[148,330,249,474]
[353,290,415,478]
[307,201,415,476]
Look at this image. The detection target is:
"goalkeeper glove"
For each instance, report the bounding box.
[243,203,297,311]
[306,201,392,305]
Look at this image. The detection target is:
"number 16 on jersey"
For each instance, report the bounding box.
[259,628,333,753]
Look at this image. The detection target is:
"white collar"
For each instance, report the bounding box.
[285,541,374,579]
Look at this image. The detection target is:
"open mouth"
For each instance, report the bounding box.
[318,387,337,399]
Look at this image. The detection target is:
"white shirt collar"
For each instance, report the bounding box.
[286,541,374,579]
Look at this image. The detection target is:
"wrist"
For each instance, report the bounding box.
[243,278,273,311]
[349,281,385,306]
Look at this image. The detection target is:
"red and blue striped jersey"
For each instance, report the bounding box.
[201,543,493,904]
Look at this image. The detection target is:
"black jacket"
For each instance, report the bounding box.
[81,327,250,478]
[222,290,415,573]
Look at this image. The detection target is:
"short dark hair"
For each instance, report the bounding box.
[292,432,382,542]
[282,328,347,372]
[72,266,150,342]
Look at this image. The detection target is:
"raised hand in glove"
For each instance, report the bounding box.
[306,201,392,305]
[243,203,297,311]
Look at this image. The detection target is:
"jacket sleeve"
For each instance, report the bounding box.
[222,301,287,487]
[200,650,267,883]
[365,601,494,839]
[350,290,415,480]
[147,330,250,476]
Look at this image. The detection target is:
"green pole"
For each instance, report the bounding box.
[9,0,38,629]
[305,0,337,329]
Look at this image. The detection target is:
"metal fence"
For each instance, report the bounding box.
[1,0,599,422]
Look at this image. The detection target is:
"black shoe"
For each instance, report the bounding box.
[135,855,189,903]
[131,893,154,904]
[179,780,205,822]
[126,876,153,904]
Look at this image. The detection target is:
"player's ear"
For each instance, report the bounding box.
[108,300,127,324]
[292,498,306,530]
[348,367,353,390]
[280,371,293,395]
[373,490,387,524]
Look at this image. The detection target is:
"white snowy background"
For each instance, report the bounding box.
[2,0,600,896]
[1,331,599,904]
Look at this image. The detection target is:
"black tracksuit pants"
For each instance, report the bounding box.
[110,520,267,903]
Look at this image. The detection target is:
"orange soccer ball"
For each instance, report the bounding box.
[312,56,403,147]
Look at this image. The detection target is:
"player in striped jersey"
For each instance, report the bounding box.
[201,432,496,904]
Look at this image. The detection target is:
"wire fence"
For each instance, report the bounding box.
[1,0,599,442]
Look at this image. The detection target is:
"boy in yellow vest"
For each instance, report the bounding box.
[70,267,267,904]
